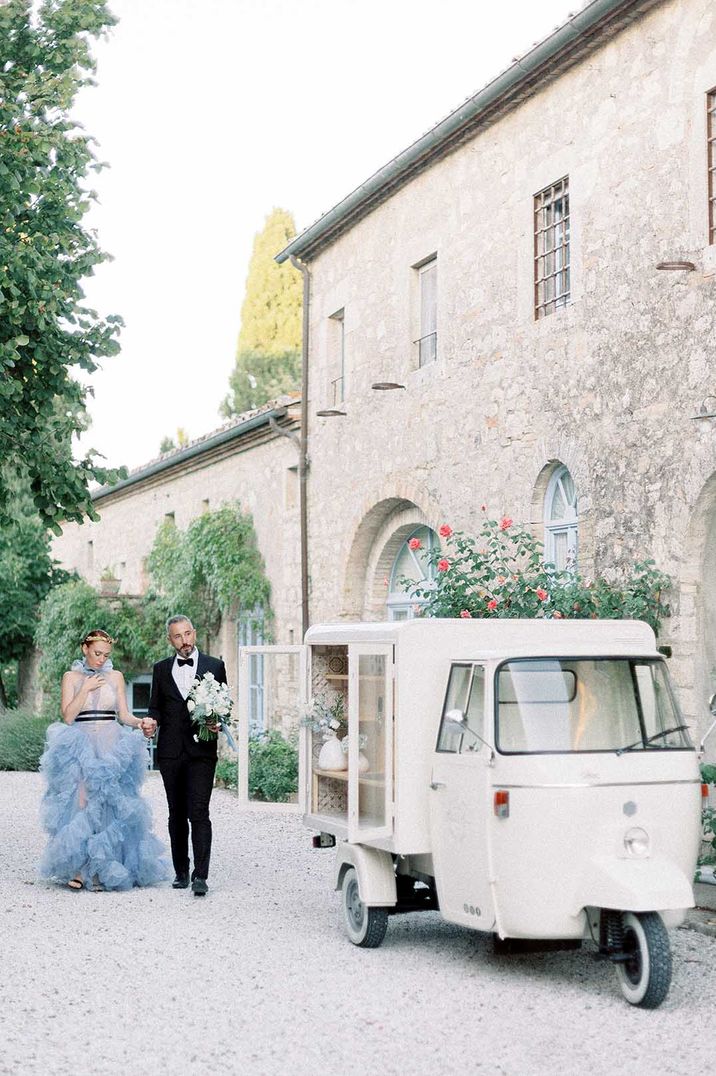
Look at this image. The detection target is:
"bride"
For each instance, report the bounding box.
[39,629,171,891]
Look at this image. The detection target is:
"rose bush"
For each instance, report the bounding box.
[402,517,670,634]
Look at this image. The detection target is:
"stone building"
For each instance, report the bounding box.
[276,0,716,740]
[51,399,302,712]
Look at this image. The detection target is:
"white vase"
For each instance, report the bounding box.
[318,735,347,771]
[358,751,370,774]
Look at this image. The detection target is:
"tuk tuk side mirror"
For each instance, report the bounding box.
[700,714,716,755]
[443,709,494,761]
[444,709,466,727]
[709,693,716,715]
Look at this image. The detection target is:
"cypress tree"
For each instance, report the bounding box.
[221,208,302,416]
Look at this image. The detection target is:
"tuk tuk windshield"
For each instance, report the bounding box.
[496,658,693,754]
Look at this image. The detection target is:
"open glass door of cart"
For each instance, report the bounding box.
[348,643,394,842]
[237,644,307,808]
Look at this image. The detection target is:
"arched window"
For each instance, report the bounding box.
[544,466,578,571]
[386,526,438,620]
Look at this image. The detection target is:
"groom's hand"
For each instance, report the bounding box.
[139,717,157,739]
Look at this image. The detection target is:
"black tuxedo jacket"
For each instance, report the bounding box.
[148,651,228,761]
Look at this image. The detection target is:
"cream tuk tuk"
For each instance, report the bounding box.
[299,618,702,1009]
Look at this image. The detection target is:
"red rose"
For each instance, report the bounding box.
[500,517,513,531]
[439,524,453,538]
[536,588,548,601]
[408,537,422,551]
[487,598,498,611]
[459,609,472,619]
[437,559,450,572]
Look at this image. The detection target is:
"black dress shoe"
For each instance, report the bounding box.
[192,877,208,897]
[172,873,190,889]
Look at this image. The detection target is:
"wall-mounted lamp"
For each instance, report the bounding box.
[371,382,406,391]
[656,260,696,271]
[691,396,716,420]
[315,408,346,417]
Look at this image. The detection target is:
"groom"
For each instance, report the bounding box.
[148,615,228,897]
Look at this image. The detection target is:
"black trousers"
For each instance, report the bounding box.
[158,752,217,880]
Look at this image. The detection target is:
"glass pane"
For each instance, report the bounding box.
[248,651,300,803]
[550,484,566,520]
[420,261,437,335]
[463,666,485,752]
[496,659,692,754]
[357,653,387,829]
[561,471,576,507]
[437,664,472,752]
[633,663,686,745]
[390,526,436,588]
[132,682,150,709]
[418,333,437,367]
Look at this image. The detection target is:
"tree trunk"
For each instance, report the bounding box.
[0,671,8,713]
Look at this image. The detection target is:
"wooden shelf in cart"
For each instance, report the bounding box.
[312,767,386,787]
[324,674,385,682]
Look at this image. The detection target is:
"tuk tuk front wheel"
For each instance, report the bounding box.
[341,867,389,948]
[614,911,672,1009]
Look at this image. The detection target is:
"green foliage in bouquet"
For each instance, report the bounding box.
[404,518,670,635]
[0,708,53,770]
[248,730,298,802]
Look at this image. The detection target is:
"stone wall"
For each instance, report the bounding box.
[51,415,302,691]
[302,0,716,739]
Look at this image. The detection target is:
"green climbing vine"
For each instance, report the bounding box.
[147,503,271,638]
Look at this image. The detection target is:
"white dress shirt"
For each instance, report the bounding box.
[172,647,199,700]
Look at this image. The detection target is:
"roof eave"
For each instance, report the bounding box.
[276,0,662,265]
[90,404,295,504]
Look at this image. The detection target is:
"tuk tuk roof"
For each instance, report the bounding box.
[304,618,660,657]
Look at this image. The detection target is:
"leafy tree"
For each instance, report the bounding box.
[0,472,67,708]
[158,427,189,454]
[403,516,670,635]
[0,0,125,533]
[221,208,302,416]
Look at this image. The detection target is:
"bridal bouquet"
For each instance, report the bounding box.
[187,672,235,743]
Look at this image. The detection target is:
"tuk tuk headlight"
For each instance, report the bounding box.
[623,827,650,858]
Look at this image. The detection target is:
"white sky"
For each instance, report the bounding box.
[74,0,575,471]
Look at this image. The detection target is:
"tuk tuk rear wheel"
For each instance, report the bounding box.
[341,867,388,948]
[615,911,672,1009]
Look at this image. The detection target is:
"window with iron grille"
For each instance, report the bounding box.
[534,177,570,319]
[708,90,716,244]
[415,256,437,366]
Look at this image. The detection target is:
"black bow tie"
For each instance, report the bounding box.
[177,658,194,667]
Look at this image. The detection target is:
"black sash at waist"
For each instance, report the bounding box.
[75,710,116,723]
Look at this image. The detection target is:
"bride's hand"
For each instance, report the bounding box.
[84,674,105,692]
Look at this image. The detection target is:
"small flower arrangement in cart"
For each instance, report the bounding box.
[301,693,347,740]
[301,693,369,773]
[187,672,236,748]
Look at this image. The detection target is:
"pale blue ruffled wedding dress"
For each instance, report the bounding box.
[39,662,171,890]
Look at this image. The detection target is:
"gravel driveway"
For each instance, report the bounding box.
[2,771,715,1075]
